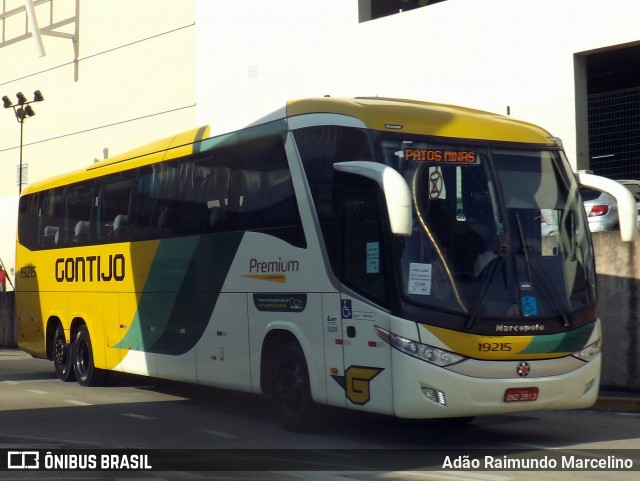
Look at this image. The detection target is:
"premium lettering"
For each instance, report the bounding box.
[249,257,299,273]
[55,254,126,282]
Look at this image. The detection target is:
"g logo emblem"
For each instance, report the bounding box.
[332,366,384,405]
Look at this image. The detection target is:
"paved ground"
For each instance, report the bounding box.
[594,390,640,412]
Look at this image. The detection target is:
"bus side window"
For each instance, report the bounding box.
[228,133,305,247]
[193,158,230,232]
[131,166,157,239]
[96,172,133,242]
[295,125,374,270]
[341,187,387,305]
[132,165,176,239]
[62,182,95,246]
[39,188,64,248]
[17,192,41,250]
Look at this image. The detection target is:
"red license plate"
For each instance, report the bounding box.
[504,387,539,403]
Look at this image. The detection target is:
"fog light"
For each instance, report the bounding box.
[422,387,446,406]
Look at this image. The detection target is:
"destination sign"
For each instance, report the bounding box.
[405,149,477,164]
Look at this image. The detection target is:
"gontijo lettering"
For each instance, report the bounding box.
[55,254,126,282]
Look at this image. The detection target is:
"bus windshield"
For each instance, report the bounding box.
[381,137,595,322]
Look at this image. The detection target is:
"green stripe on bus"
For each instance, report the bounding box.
[115,232,244,355]
[520,321,595,354]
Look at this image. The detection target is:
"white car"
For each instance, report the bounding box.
[581,179,640,232]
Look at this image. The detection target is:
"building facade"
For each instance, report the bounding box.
[1,0,639,287]
[0,0,197,283]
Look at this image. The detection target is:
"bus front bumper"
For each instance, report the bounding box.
[391,351,600,419]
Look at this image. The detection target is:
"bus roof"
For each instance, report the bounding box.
[22,97,556,195]
[285,97,555,145]
[22,126,210,195]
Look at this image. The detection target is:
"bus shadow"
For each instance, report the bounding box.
[103,371,640,449]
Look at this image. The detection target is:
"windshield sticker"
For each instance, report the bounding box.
[253,293,307,312]
[408,263,432,295]
[354,311,376,322]
[428,167,446,199]
[405,149,477,164]
[521,296,539,317]
[366,242,380,274]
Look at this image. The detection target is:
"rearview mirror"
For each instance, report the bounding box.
[334,161,412,236]
[577,171,637,242]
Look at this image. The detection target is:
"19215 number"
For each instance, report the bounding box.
[478,342,512,352]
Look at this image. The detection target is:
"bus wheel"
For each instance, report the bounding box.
[53,324,75,382]
[73,325,105,387]
[270,342,318,431]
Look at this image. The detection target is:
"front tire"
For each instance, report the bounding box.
[270,342,319,431]
[53,324,75,382]
[73,325,105,387]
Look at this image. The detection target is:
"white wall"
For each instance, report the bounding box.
[195,0,362,133]
[196,0,640,168]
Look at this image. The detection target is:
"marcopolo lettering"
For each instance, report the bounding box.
[55,254,126,283]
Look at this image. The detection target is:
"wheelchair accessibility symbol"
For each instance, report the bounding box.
[341,299,352,319]
[521,296,538,317]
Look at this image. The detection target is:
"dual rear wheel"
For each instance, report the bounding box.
[52,323,105,387]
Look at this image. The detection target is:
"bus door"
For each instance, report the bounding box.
[335,183,393,414]
[321,292,346,407]
[338,296,392,414]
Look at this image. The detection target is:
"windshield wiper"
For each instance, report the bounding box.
[514,212,572,327]
[464,240,509,329]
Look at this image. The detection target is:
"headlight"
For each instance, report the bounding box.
[573,338,602,362]
[375,326,465,367]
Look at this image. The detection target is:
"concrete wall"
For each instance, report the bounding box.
[592,231,640,391]
[0,292,15,348]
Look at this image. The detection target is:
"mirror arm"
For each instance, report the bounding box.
[577,171,637,242]
[334,161,412,236]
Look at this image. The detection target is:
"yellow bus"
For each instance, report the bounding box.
[16,97,637,430]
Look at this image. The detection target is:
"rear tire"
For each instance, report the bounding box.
[52,324,75,382]
[73,325,105,387]
[270,342,318,431]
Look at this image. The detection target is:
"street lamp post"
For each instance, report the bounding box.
[2,90,44,193]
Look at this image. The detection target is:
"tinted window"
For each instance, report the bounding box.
[96,172,133,241]
[579,188,602,202]
[294,125,373,271]
[62,182,95,245]
[342,189,387,304]
[18,126,305,250]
